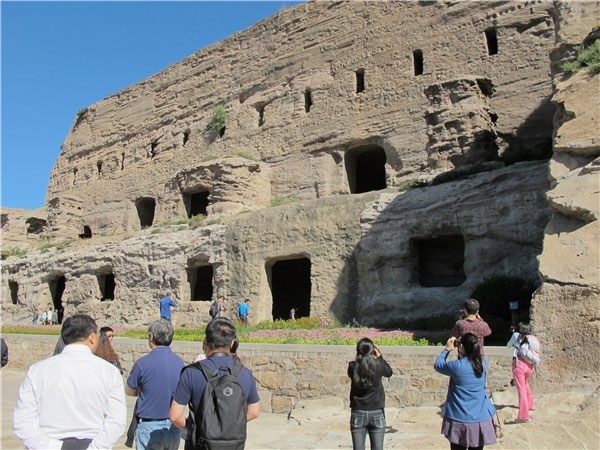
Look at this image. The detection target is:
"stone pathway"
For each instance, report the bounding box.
[2,368,598,449]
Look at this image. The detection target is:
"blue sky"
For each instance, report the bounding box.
[1,1,303,210]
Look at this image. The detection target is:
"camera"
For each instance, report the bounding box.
[454,337,461,348]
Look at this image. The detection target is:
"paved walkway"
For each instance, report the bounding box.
[2,368,599,449]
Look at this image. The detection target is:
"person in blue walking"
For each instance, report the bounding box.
[160,296,176,322]
[237,299,250,326]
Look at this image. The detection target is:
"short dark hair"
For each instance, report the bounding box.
[99,326,113,335]
[148,320,174,346]
[205,317,236,351]
[244,299,250,303]
[464,299,480,315]
[61,314,98,345]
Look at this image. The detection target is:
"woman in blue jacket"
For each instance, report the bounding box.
[435,333,497,450]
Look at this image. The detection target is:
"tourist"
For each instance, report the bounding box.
[47,308,54,325]
[451,299,492,356]
[95,326,124,374]
[39,309,48,326]
[237,299,250,326]
[126,319,184,449]
[170,317,260,448]
[217,295,225,317]
[13,314,126,449]
[435,333,497,450]
[1,337,8,368]
[160,296,176,322]
[505,323,539,425]
[347,337,393,450]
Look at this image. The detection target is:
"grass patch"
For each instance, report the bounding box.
[234,151,255,161]
[201,155,217,163]
[561,40,600,76]
[398,179,427,192]
[37,238,75,253]
[156,215,220,230]
[1,247,28,258]
[270,196,300,207]
[1,326,61,335]
[210,105,227,136]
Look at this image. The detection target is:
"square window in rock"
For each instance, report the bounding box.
[412,235,466,287]
[184,191,209,218]
[26,217,47,235]
[9,281,19,305]
[135,197,156,228]
[97,273,115,301]
[188,265,213,301]
[49,275,66,324]
[268,257,311,320]
[345,145,387,194]
[79,225,92,239]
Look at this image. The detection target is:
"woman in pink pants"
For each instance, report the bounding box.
[507,323,540,424]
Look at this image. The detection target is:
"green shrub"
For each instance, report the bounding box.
[188,214,206,228]
[210,106,227,136]
[54,239,75,251]
[398,179,427,192]
[561,40,600,76]
[269,196,300,207]
[471,274,539,344]
[1,247,27,258]
[201,155,217,163]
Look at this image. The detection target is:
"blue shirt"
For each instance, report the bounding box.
[434,350,496,423]
[173,354,260,412]
[238,303,249,316]
[160,297,176,319]
[127,346,184,419]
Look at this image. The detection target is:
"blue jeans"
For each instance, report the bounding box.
[136,420,180,450]
[350,409,385,450]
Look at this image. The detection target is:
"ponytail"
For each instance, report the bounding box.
[461,333,483,377]
[352,338,377,389]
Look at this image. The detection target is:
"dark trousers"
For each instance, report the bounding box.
[350,409,385,450]
[450,443,483,450]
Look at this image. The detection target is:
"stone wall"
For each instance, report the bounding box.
[1,334,513,414]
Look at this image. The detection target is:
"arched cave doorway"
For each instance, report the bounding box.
[345,145,387,194]
[268,257,311,320]
[49,275,66,324]
[188,265,214,301]
[97,272,116,301]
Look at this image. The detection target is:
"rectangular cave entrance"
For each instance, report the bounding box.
[97,273,116,301]
[345,145,387,194]
[188,265,214,301]
[135,197,155,228]
[269,257,311,320]
[49,275,66,324]
[412,235,466,287]
[9,281,19,305]
[184,190,210,218]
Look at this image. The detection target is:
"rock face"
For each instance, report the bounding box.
[41,1,556,238]
[1,2,598,384]
[531,3,600,382]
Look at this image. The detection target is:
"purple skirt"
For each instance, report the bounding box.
[441,417,497,447]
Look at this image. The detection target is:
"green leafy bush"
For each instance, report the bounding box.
[398,179,427,192]
[269,196,300,207]
[1,247,27,258]
[562,40,600,76]
[210,106,228,136]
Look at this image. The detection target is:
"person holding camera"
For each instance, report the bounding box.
[347,337,393,450]
[435,333,497,450]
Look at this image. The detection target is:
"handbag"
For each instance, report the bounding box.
[483,362,504,440]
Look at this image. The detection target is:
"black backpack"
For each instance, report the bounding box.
[209,301,218,318]
[184,360,247,450]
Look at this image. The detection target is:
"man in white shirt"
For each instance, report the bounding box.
[13,314,127,450]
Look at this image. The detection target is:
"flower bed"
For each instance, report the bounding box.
[2,317,445,346]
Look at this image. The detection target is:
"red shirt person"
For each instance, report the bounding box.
[451,299,492,356]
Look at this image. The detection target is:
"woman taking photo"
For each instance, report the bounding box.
[435,333,497,450]
[347,337,393,450]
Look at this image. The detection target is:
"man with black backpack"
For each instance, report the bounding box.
[170,317,260,450]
